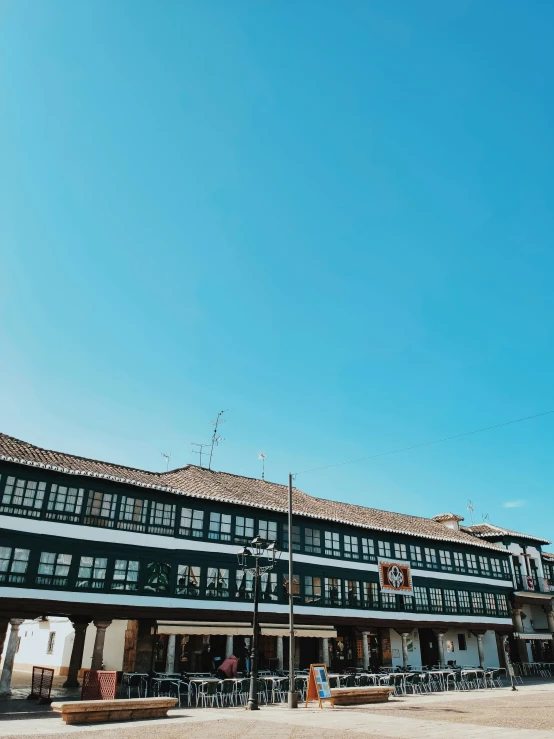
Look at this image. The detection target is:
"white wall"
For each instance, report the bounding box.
[388,628,500,669]
[82,620,127,671]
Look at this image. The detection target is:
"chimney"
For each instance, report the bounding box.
[432,513,465,531]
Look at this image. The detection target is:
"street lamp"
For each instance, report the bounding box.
[237,536,281,710]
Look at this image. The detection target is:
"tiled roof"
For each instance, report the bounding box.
[0,431,507,551]
[461,523,551,545]
[432,513,465,523]
[541,551,554,561]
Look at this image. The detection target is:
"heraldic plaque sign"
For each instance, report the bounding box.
[378,559,413,596]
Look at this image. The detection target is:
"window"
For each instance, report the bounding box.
[0,547,30,584]
[345,579,360,606]
[208,512,232,541]
[414,586,429,611]
[283,574,301,602]
[361,538,376,561]
[47,485,84,520]
[111,559,139,591]
[479,556,490,575]
[429,587,443,612]
[362,582,380,608]
[258,519,278,542]
[344,535,359,560]
[206,567,229,597]
[424,548,438,569]
[180,508,204,538]
[496,593,509,616]
[260,571,278,601]
[403,594,414,611]
[453,552,465,572]
[236,570,254,600]
[119,496,148,531]
[1,477,46,516]
[466,553,478,574]
[46,632,56,655]
[484,592,496,615]
[457,590,471,613]
[502,559,511,579]
[85,491,118,525]
[176,564,201,596]
[282,524,300,551]
[394,543,407,560]
[458,633,467,650]
[305,528,321,554]
[444,589,457,612]
[378,541,391,558]
[324,577,342,605]
[36,552,72,586]
[381,592,397,610]
[305,575,322,604]
[76,556,107,589]
[324,532,340,557]
[491,558,502,577]
[149,501,176,532]
[235,516,254,543]
[471,591,484,614]
[410,545,423,567]
[145,561,171,592]
[439,550,452,571]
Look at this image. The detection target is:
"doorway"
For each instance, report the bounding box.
[299,637,319,669]
[419,629,439,667]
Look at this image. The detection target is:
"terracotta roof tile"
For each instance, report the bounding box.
[461,523,550,545]
[0,432,507,551]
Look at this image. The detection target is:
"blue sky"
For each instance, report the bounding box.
[1,1,553,543]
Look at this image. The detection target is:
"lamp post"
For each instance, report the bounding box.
[237,536,280,710]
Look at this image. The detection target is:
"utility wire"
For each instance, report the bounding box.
[294,409,554,476]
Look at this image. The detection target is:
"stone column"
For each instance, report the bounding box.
[224,634,233,658]
[63,617,91,687]
[361,632,370,670]
[276,636,284,670]
[135,619,156,673]
[511,607,529,663]
[0,619,25,696]
[400,632,410,669]
[435,630,446,668]
[91,620,112,670]
[166,634,176,672]
[322,638,330,667]
[543,608,554,634]
[512,607,524,634]
[471,631,486,668]
[123,620,139,673]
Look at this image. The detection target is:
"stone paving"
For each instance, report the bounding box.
[1,672,554,738]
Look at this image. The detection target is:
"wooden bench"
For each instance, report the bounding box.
[330,686,394,706]
[51,697,178,725]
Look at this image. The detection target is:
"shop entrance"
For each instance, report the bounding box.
[299,637,319,669]
[419,629,439,667]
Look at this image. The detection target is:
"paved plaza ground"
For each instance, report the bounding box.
[1,671,554,738]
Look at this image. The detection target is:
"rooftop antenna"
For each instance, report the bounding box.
[467,499,475,525]
[208,409,228,470]
[482,513,490,523]
[191,442,210,468]
[258,451,266,480]
[161,452,171,472]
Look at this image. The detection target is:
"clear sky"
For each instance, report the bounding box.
[1,1,553,544]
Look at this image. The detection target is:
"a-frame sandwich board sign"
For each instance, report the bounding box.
[305,663,334,708]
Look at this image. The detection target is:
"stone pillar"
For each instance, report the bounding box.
[322,637,330,667]
[276,636,284,670]
[0,619,25,696]
[123,620,139,673]
[294,637,300,669]
[166,634,176,672]
[512,607,524,634]
[225,634,233,658]
[511,607,528,663]
[362,632,370,670]
[91,620,112,670]
[63,617,91,687]
[435,630,446,668]
[543,608,554,634]
[400,632,410,669]
[471,631,486,668]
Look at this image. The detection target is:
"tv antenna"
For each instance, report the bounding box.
[482,512,490,523]
[191,443,210,468]
[208,409,228,470]
[258,451,266,480]
[467,499,475,525]
[161,452,171,472]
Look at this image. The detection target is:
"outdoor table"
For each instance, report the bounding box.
[188,677,220,706]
